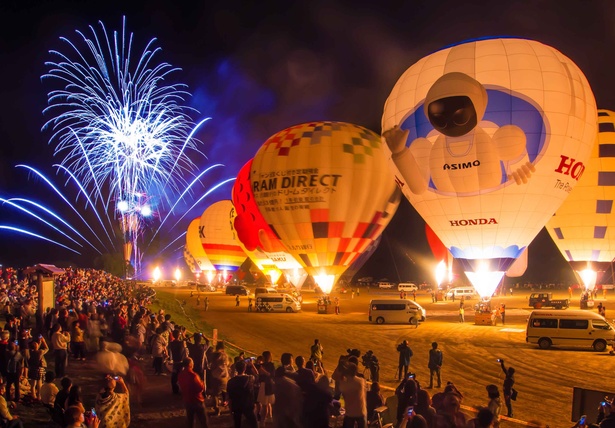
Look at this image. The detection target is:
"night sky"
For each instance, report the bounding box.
[0,0,613,284]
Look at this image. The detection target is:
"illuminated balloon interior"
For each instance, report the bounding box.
[464,261,504,300]
[435,260,446,287]
[314,273,335,295]
[578,268,597,291]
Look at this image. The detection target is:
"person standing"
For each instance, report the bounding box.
[235,295,240,307]
[168,330,189,394]
[204,297,209,312]
[428,342,443,389]
[94,375,130,428]
[178,358,209,428]
[338,363,367,428]
[396,340,413,381]
[500,304,506,325]
[50,323,70,379]
[248,297,253,312]
[499,359,515,418]
[334,297,340,315]
[5,343,23,404]
[486,384,502,427]
[227,359,257,428]
[310,339,324,367]
[459,305,465,323]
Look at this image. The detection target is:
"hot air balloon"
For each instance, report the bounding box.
[382,38,597,301]
[232,159,306,288]
[186,218,215,273]
[545,109,615,292]
[251,122,400,294]
[199,200,247,282]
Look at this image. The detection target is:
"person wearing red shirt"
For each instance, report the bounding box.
[178,357,209,428]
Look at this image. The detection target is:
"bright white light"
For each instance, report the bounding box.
[314,273,335,294]
[266,269,281,286]
[141,204,152,217]
[117,201,129,212]
[174,268,181,282]
[152,266,161,282]
[435,261,446,286]
[206,270,214,284]
[465,261,504,299]
[578,268,597,291]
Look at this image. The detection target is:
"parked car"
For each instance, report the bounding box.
[225,285,251,296]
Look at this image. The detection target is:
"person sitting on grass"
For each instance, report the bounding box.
[0,382,23,428]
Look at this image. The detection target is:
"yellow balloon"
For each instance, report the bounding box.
[186,218,214,272]
[546,109,615,289]
[251,121,400,293]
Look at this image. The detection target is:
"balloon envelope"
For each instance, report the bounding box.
[251,121,400,293]
[383,38,597,298]
[199,200,247,271]
[186,218,215,272]
[546,109,615,289]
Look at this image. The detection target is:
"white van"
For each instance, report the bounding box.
[398,283,418,293]
[526,310,615,351]
[378,282,396,289]
[445,287,478,299]
[255,293,301,313]
[368,299,426,325]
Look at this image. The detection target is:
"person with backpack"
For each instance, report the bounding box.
[5,342,23,404]
[227,359,258,428]
[428,342,443,389]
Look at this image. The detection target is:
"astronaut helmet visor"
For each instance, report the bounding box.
[427,95,477,137]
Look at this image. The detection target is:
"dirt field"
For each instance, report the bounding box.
[161,285,614,427]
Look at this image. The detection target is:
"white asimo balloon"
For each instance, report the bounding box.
[382,38,597,299]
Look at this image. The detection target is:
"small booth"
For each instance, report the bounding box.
[24,264,64,329]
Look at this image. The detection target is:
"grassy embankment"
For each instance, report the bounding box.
[150,288,247,360]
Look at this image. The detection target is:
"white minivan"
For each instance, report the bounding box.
[368,299,426,325]
[526,310,615,352]
[255,293,301,313]
[445,287,478,299]
[398,283,418,293]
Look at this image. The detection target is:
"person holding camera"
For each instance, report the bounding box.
[594,398,615,427]
[395,373,418,426]
[94,375,130,428]
[397,340,413,381]
[361,350,379,383]
[498,359,515,418]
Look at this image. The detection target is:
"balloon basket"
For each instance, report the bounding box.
[474,311,497,326]
[317,304,330,314]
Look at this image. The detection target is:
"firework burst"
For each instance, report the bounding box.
[0,17,232,276]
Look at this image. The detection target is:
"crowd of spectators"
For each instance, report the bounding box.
[0,266,156,428]
[0,267,610,428]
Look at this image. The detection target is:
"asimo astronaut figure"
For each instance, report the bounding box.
[383,72,535,195]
